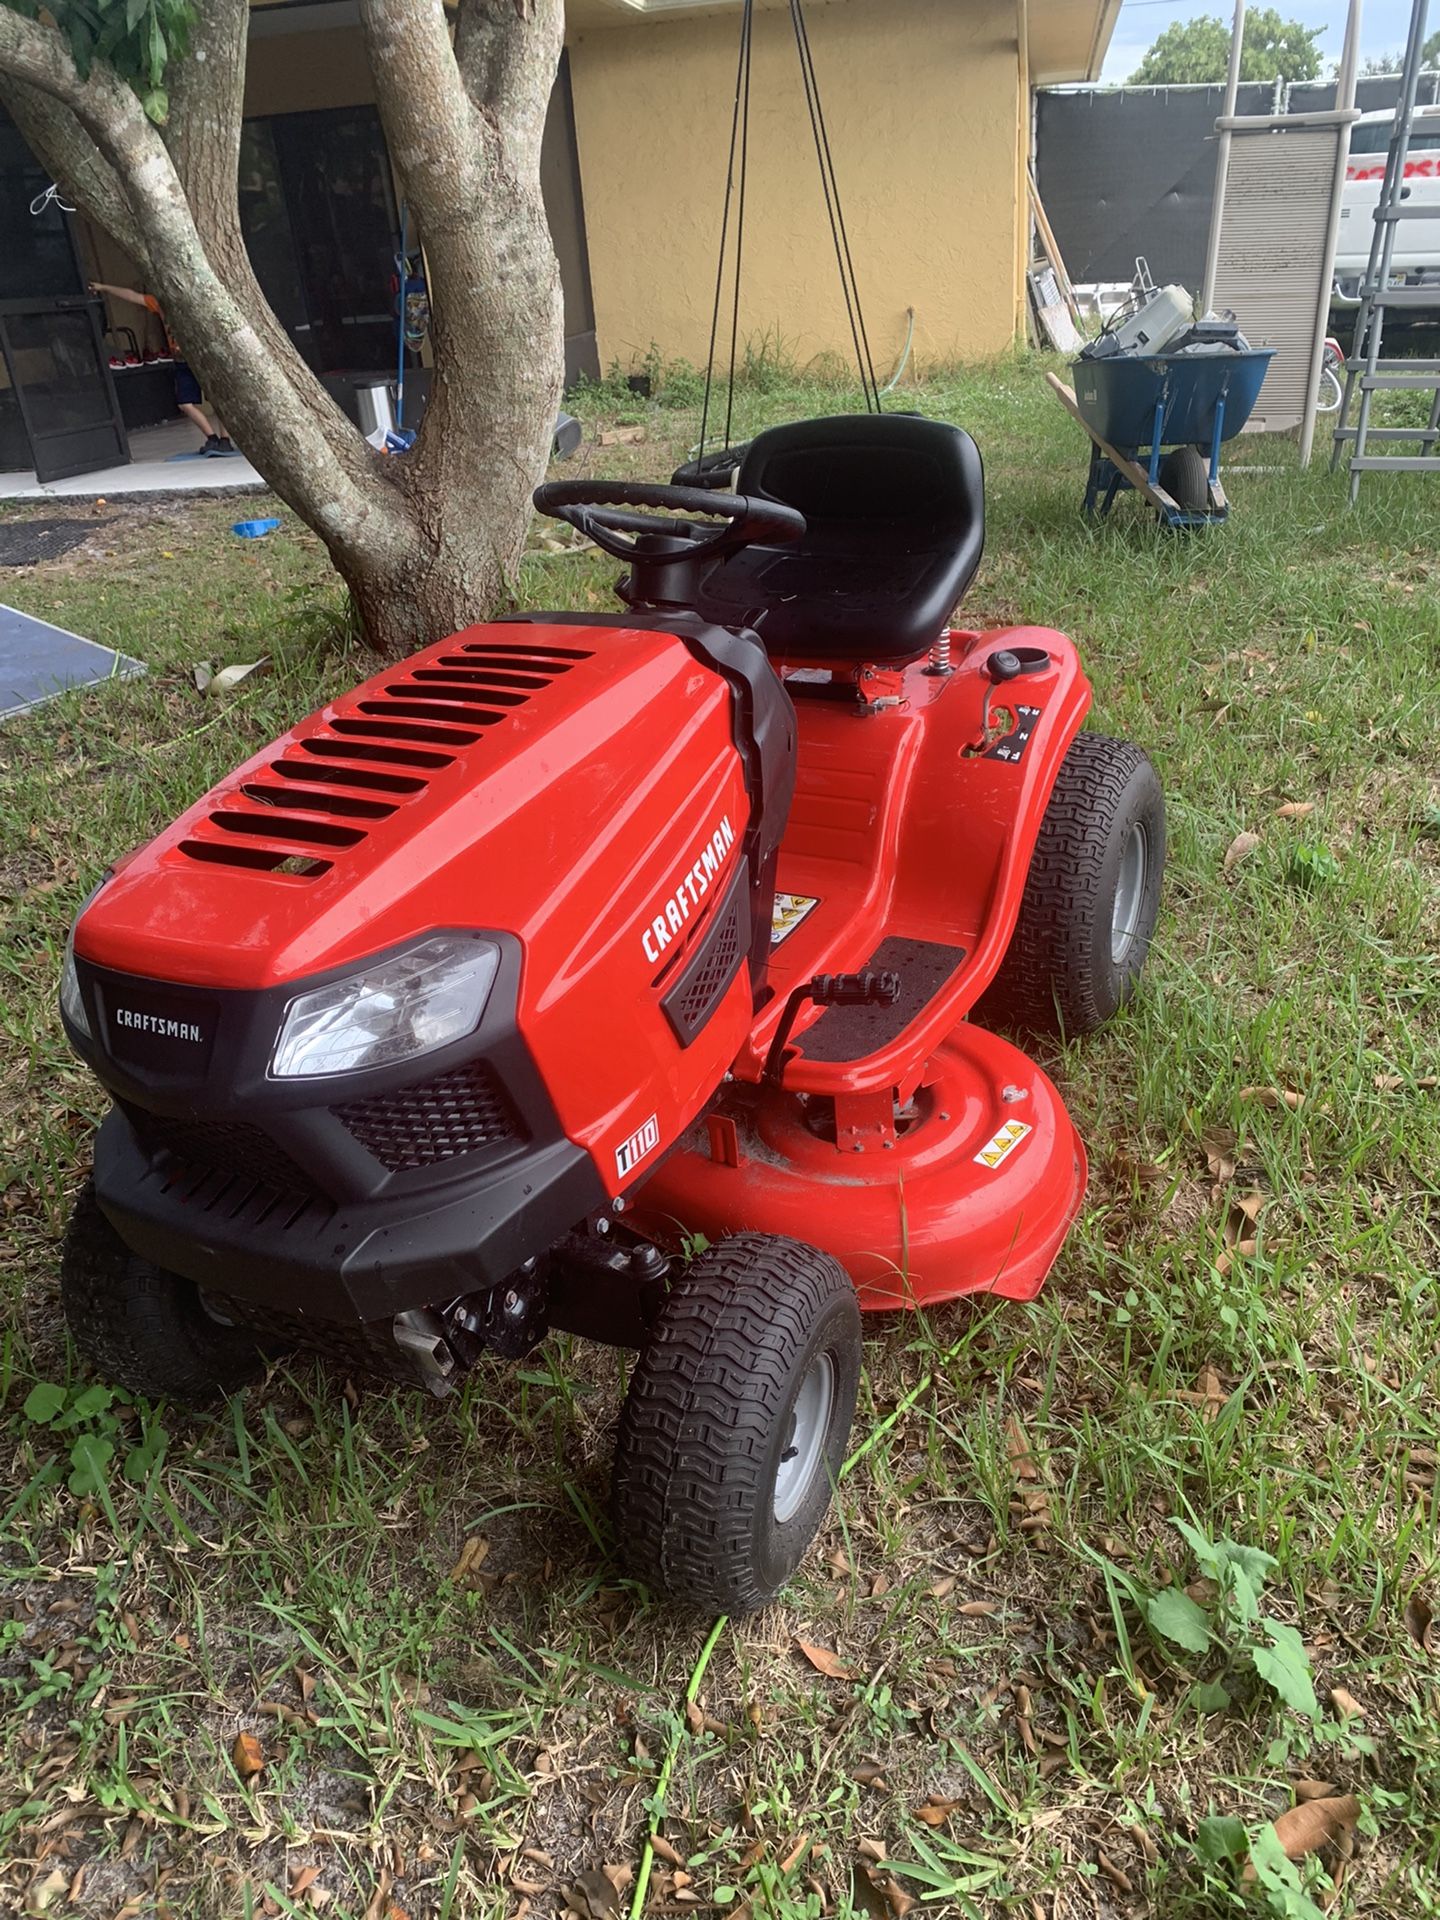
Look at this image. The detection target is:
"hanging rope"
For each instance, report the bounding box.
[787,0,880,412]
[698,0,754,469]
[697,0,880,469]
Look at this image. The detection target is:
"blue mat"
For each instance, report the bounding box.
[0,604,144,719]
[165,448,245,463]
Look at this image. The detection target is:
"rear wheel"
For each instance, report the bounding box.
[977,733,1165,1037]
[612,1234,862,1612]
[60,1178,269,1406]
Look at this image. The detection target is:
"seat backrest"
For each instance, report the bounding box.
[735,413,983,538]
[694,413,985,666]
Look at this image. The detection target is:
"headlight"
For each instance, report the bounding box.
[60,926,91,1041]
[270,936,501,1080]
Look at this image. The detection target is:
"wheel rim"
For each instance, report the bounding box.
[1111,821,1150,965]
[773,1351,836,1525]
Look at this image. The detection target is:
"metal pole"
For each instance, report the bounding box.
[1201,0,1247,312]
[1299,0,1363,465]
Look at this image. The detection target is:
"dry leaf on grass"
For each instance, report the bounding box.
[1294,1778,1337,1802]
[913,1797,962,1827]
[598,425,646,447]
[958,1599,1000,1618]
[1097,1851,1134,1894]
[449,1536,490,1584]
[1275,801,1317,820]
[1271,1794,1361,1861]
[1404,1591,1434,1653]
[566,1865,632,1920]
[855,1859,916,1920]
[1223,829,1261,871]
[1175,1364,1225,1421]
[1203,1128,1238,1194]
[231,1731,264,1778]
[795,1639,855,1679]
[289,1867,322,1902]
[850,1759,889,1787]
[1216,1190,1265,1274]
[1005,1414,1039,1480]
[1374,1072,1440,1094]
[1238,1086,1305,1110]
[1329,1685,1365,1720]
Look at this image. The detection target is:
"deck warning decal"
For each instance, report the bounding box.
[771,893,820,946]
[974,1118,1032,1169]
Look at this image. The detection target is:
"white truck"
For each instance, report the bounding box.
[1333,103,1440,306]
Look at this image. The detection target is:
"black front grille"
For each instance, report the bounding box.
[661,875,749,1046]
[120,1104,318,1197]
[337,1061,523,1171]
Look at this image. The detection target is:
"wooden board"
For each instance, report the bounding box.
[1045,372,1187,516]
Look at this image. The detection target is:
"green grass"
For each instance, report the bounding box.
[1,359,1438,1920]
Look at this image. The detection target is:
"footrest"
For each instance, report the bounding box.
[797,936,967,1064]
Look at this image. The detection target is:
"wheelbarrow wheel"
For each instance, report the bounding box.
[977,733,1165,1037]
[60,1177,271,1406]
[1157,446,1210,516]
[612,1234,861,1613]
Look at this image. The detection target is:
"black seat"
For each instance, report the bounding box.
[693,414,984,664]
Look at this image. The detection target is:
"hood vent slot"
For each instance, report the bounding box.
[271,758,425,795]
[297,737,453,772]
[211,810,365,849]
[180,633,594,878]
[241,781,396,820]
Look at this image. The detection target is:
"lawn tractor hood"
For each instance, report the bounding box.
[70,621,753,992]
[60,618,794,1321]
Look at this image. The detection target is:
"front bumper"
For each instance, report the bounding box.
[92,1107,598,1323]
[70,936,607,1325]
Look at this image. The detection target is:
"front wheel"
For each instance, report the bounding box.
[60,1178,270,1406]
[612,1234,862,1612]
[977,733,1165,1037]
[1158,445,1211,516]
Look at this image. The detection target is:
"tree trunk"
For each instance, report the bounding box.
[0,0,566,664]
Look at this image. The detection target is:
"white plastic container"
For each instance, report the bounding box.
[1107,283,1194,356]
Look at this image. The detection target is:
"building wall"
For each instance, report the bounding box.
[566,0,1024,378]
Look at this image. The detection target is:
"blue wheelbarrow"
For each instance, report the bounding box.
[1047,348,1274,528]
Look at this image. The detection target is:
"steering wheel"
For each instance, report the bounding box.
[533,479,805,565]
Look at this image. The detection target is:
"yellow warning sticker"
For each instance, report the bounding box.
[974,1118,1032,1170]
[771,892,820,946]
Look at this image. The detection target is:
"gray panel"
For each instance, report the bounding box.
[1212,127,1340,431]
[1036,85,1273,287]
[0,603,143,719]
[1035,78,1437,290]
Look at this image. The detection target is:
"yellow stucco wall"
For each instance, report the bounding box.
[567,0,1024,379]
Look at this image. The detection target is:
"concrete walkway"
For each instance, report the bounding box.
[0,419,266,501]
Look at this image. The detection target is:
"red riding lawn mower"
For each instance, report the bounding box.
[58,411,1165,1610]
[56,0,1165,1612]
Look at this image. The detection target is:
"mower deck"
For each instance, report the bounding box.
[638,1019,1087,1310]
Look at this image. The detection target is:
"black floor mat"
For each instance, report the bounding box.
[0,519,103,567]
[798,936,968,1063]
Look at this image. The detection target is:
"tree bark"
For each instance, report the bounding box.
[354,0,566,655]
[0,0,567,663]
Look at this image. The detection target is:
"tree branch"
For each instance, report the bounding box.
[0,4,406,569]
[453,0,558,177]
[0,75,152,271]
[359,0,565,519]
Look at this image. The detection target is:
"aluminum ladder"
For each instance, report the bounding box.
[1331,0,1440,497]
